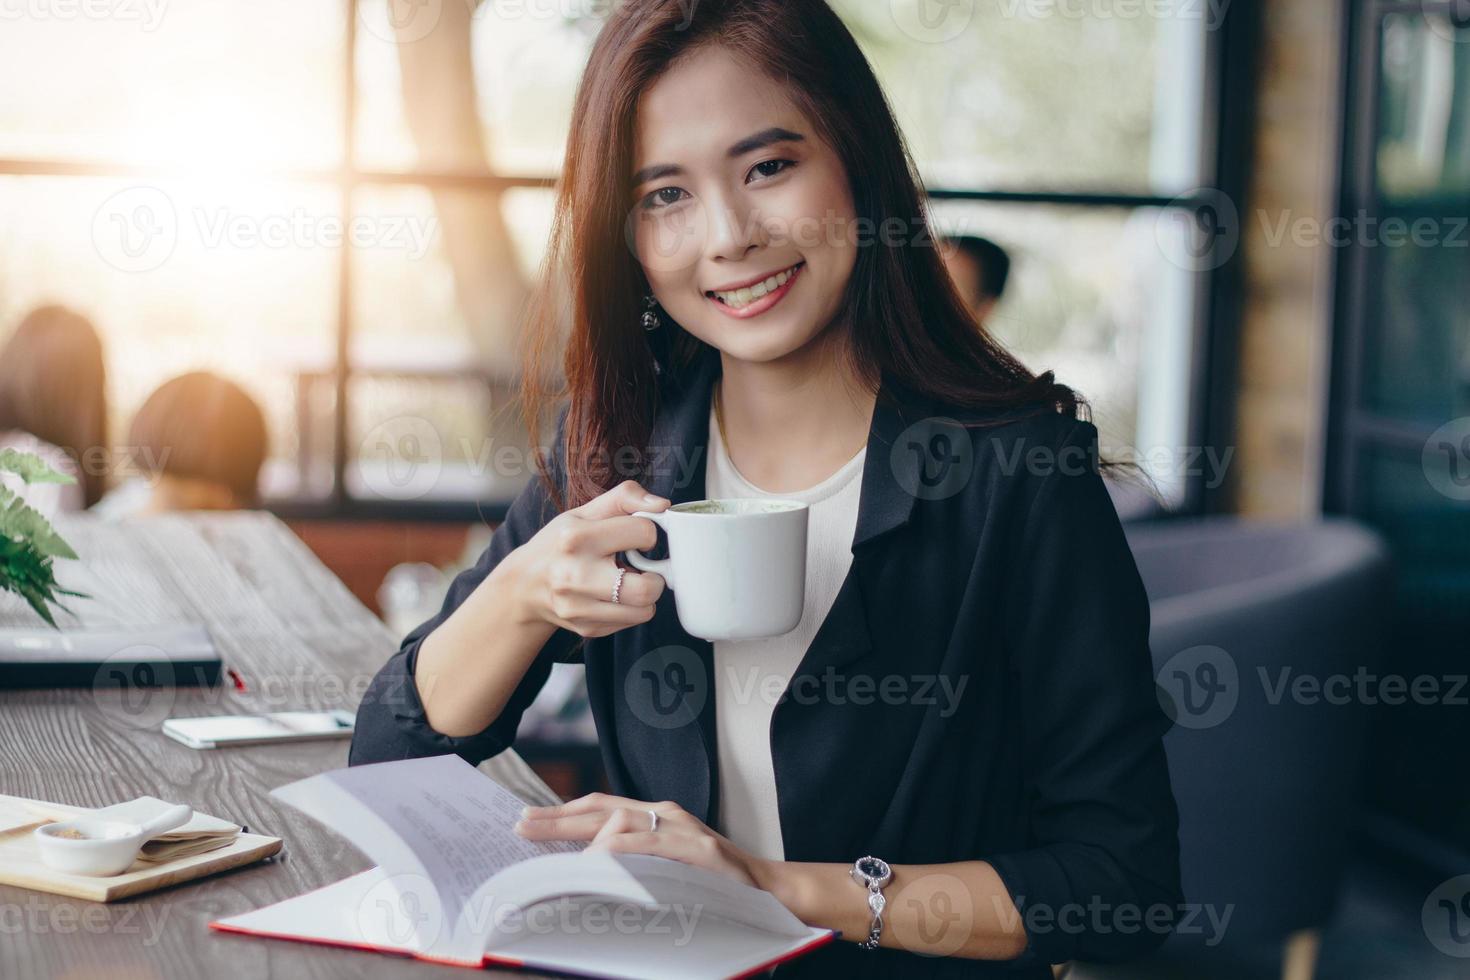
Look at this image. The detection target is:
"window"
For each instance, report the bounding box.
[1328,2,1470,862]
[838,0,1217,505]
[0,0,1226,517]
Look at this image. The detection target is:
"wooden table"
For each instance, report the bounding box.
[0,512,560,979]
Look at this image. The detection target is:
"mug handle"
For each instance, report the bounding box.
[622,510,674,587]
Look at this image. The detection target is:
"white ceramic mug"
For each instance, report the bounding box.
[622,499,808,641]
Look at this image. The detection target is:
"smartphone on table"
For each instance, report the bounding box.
[162,710,355,749]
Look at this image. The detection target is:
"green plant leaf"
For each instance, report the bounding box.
[0,576,59,628]
[0,490,79,560]
[0,448,76,485]
[0,457,85,627]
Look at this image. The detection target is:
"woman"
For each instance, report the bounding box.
[352,1,1181,975]
[0,305,107,513]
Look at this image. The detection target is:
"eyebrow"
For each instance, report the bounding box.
[630,127,806,189]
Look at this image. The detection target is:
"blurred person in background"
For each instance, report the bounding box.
[0,305,108,515]
[95,371,268,519]
[941,234,1010,326]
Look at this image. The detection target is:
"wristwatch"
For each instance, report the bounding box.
[849,855,892,950]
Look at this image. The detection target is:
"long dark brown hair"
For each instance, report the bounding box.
[0,305,108,507]
[522,0,1095,510]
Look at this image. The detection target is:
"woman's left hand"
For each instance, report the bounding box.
[514,792,765,889]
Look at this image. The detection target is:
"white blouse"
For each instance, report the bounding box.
[705,403,866,862]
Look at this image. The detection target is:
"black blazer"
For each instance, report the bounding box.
[350,344,1182,977]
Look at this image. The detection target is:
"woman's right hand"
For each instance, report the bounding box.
[509,480,670,638]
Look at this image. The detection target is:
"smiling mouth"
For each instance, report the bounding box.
[705,261,805,313]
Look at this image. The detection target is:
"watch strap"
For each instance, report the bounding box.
[851,857,891,950]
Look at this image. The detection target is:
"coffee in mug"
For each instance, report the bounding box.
[622,498,808,641]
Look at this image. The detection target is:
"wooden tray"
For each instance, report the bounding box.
[0,794,282,902]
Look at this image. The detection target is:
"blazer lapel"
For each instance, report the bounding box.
[770,373,942,859]
[781,371,933,680]
[624,347,721,825]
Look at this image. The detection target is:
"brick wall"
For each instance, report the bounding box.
[1227,1,1344,518]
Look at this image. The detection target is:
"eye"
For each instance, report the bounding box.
[748,158,795,182]
[640,186,689,211]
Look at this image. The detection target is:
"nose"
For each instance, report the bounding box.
[703,185,766,266]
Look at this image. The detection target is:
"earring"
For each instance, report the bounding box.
[641,293,662,331]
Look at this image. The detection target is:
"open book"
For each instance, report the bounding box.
[211,755,835,978]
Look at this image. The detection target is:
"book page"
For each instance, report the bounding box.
[472,852,810,947]
[271,754,579,958]
[609,854,813,937]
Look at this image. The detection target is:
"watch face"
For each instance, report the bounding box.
[857,856,891,883]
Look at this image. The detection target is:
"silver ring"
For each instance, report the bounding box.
[647,808,659,833]
[611,566,626,604]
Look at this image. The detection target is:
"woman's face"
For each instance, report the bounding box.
[629,45,858,365]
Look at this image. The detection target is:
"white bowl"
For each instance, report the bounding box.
[33,803,192,877]
[34,820,149,876]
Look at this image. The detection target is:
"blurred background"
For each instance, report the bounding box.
[1,1,1468,977]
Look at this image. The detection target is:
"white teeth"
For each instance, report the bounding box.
[712,264,800,309]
